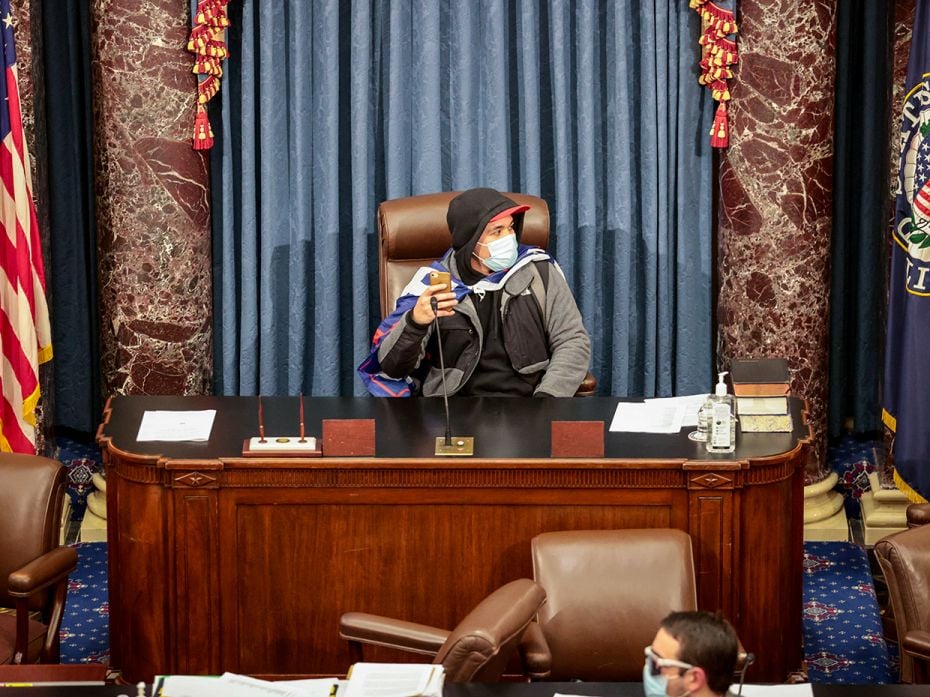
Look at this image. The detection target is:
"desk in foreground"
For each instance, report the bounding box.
[97,396,811,684]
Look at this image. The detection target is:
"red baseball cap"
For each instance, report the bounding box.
[489,204,530,223]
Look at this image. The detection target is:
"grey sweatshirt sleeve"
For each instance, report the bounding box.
[535,263,591,397]
[377,312,433,379]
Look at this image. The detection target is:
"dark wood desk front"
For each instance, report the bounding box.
[97,396,811,684]
[0,684,924,697]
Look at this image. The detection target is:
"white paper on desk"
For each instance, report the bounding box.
[273,678,340,697]
[735,684,814,697]
[217,673,330,697]
[645,394,710,427]
[136,410,216,442]
[158,675,220,697]
[609,401,685,433]
[342,663,443,697]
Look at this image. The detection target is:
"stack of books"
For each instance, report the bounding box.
[730,358,792,433]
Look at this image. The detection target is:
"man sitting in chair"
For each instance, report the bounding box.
[359,187,590,397]
[645,611,741,697]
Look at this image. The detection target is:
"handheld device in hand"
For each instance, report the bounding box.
[429,270,451,290]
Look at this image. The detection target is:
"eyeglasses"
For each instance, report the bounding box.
[644,645,694,677]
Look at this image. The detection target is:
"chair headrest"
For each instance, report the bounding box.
[378,191,550,262]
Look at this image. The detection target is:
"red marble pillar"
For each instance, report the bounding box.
[890,0,916,185]
[90,0,212,395]
[716,2,836,479]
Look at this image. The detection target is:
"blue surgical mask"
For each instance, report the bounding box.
[643,662,670,697]
[475,234,518,272]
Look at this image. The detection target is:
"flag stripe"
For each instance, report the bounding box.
[0,0,52,453]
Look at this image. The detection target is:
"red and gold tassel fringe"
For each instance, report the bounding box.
[186,0,230,151]
[193,104,214,151]
[693,0,737,149]
[710,102,729,148]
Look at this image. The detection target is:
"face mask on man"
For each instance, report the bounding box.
[474,233,518,272]
[643,658,693,697]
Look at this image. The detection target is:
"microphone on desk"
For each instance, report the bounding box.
[736,652,755,696]
[430,295,474,456]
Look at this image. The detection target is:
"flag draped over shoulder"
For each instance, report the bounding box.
[0,0,52,454]
[884,0,930,502]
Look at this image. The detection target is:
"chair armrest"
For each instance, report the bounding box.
[907,503,930,528]
[574,372,597,398]
[339,612,449,656]
[518,621,552,679]
[903,630,930,662]
[8,547,78,597]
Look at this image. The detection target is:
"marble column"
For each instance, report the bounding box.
[716,1,837,480]
[90,0,213,396]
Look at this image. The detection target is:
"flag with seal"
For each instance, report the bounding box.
[884,0,930,502]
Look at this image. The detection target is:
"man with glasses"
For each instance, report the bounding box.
[360,187,590,397]
[644,611,741,697]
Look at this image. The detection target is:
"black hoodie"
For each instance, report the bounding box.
[447,188,526,285]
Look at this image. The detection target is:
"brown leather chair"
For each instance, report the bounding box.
[875,524,930,683]
[339,578,546,682]
[377,191,596,396]
[0,454,78,664]
[520,529,697,681]
[907,503,930,528]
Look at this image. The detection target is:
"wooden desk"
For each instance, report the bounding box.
[0,683,924,696]
[97,396,810,684]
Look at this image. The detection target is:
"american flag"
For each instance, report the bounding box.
[0,0,52,453]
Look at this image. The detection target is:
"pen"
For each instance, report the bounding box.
[299,392,306,442]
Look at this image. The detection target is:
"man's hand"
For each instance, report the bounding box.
[411,283,458,325]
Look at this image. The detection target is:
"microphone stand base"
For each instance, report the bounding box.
[434,436,475,456]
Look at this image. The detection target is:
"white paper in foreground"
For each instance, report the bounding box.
[136,410,216,442]
[158,673,334,697]
[342,663,443,697]
[609,401,685,433]
[735,684,815,697]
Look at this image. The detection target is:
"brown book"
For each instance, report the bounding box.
[736,395,789,415]
[730,358,790,397]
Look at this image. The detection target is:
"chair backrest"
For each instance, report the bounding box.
[434,578,546,682]
[531,528,698,681]
[0,454,67,611]
[875,524,930,683]
[377,192,549,318]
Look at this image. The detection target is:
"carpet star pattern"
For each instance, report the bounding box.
[803,541,894,683]
[59,542,109,664]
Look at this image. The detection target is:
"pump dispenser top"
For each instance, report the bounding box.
[715,372,729,397]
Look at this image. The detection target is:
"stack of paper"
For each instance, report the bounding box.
[341,663,444,697]
[156,673,338,697]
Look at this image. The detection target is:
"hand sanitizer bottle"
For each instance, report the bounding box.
[707,371,736,453]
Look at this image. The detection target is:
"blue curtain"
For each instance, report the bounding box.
[212,1,713,397]
[42,1,101,434]
[828,0,891,437]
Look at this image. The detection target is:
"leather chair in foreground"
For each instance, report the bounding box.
[875,523,930,683]
[339,578,546,682]
[520,529,697,681]
[0,454,78,664]
[377,191,597,397]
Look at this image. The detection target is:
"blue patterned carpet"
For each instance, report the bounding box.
[56,434,900,684]
[59,538,897,682]
[60,542,109,664]
[803,541,894,683]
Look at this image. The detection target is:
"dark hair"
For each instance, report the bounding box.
[660,611,739,695]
